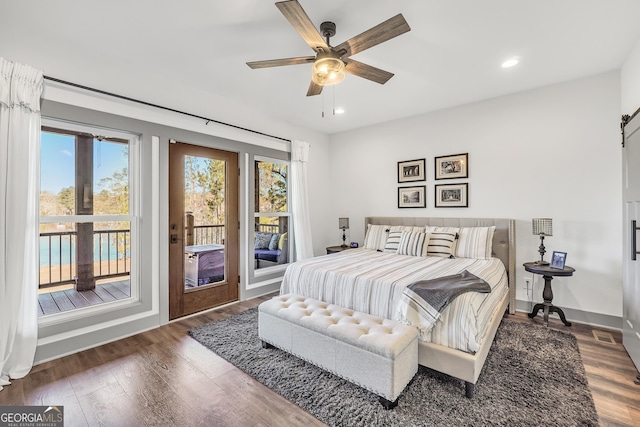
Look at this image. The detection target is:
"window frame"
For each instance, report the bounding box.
[252,155,291,278]
[38,117,141,324]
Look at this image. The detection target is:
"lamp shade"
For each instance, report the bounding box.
[312,52,345,86]
[339,217,349,230]
[532,218,553,236]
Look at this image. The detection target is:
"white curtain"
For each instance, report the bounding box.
[0,58,43,391]
[290,139,314,260]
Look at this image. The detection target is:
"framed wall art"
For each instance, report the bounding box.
[435,183,468,208]
[435,153,468,180]
[398,158,426,183]
[398,185,426,208]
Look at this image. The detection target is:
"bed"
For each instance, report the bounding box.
[280,216,516,396]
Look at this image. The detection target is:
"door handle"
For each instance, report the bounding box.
[170,223,180,244]
[633,220,639,261]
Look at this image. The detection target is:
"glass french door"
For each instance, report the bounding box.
[168,142,238,319]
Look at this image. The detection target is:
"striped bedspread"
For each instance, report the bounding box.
[280,248,508,353]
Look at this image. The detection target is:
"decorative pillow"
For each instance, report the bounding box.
[383,231,404,253]
[427,230,458,258]
[363,224,391,251]
[255,232,273,249]
[278,232,288,250]
[396,231,430,257]
[455,226,496,260]
[269,233,281,251]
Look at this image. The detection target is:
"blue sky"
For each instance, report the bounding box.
[41,131,128,194]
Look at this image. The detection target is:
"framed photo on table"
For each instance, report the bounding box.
[435,183,468,208]
[435,153,468,180]
[398,185,426,208]
[550,251,567,269]
[398,158,426,183]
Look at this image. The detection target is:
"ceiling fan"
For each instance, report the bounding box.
[246,0,411,96]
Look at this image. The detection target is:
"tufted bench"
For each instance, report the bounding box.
[258,293,418,409]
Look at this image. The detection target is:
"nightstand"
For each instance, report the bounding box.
[524,262,575,327]
[326,245,351,254]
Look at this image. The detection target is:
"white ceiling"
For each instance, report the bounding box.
[3,0,640,135]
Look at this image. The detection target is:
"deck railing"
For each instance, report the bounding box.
[39,229,130,289]
[192,224,225,245]
[39,223,282,288]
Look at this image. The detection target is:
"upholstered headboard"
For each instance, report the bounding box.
[365,216,516,314]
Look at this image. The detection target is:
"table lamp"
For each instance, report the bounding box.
[532,218,553,265]
[339,217,349,248]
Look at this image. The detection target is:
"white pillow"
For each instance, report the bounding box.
[396,231,430,257]
[427,228,459,258]
[389,225,425,233]
[455,226,496,260]
[363,224,390,251]
[383,230,404,253]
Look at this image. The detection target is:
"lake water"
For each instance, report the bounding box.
[39,235,127,267]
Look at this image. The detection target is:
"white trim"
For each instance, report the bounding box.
[37,305,158,346]
[246,276,283,290]
[152,136,160,313]
[40,215,132,223]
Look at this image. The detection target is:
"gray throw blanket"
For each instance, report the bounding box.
[397,270,491,335]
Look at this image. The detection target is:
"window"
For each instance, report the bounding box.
[254,158,290,271]
[39,119,138,317]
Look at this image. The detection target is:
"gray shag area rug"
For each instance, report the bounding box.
[188,308,599,426]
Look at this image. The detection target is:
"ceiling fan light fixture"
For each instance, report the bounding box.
[312,52,345,86]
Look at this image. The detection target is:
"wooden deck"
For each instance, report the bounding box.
[38,279,131,317]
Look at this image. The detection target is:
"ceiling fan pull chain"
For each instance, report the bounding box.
[332,85,336,116]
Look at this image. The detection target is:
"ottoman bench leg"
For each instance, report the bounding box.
[379,396,399,410]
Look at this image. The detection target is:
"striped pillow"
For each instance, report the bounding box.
[455,226,496,259]
[363,224,390,251]
[396,231,430,257]
[389,225,425,234]
[427,230,458,258]
[383,230,404,253]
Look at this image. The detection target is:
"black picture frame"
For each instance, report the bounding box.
[398,185,426,208]
[398,158,426,183]
[434,183,468,208]
[434,153,468,180]
[550,251,567,269]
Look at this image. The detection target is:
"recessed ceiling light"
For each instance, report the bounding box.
[501,58,519,68]
[334,108,345,114]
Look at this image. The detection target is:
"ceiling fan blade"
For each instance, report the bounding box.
[276,0,329,53]
[344,59,394,85]
[306,80,323,96]
[247,56,315,69]
[334,14,410,59]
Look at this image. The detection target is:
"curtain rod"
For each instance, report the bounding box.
[43,75,291,143]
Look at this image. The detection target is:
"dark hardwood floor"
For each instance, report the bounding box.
[1,295,639,426]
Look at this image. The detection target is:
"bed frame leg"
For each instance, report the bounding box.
[379,396,398,410]
[261,340,274,349]
[465,382,475,398]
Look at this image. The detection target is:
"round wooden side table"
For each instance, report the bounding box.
[523,262,575,327]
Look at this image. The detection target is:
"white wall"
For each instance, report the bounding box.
[622,39,640,114]
[327,71,622,319]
